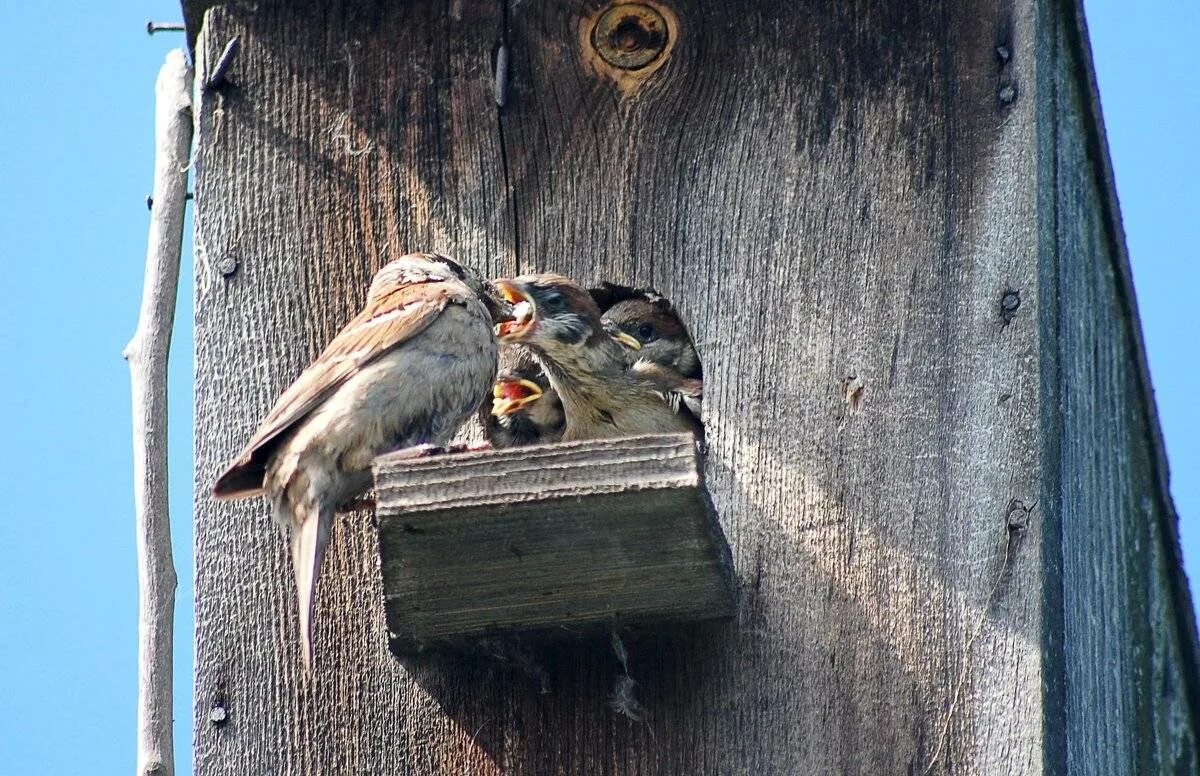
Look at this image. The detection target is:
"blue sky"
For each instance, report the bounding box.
[0,2,1193,773]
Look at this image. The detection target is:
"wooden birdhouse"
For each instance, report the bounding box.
[186,0,1200,774]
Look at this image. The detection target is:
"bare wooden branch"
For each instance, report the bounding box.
[124,49,192,776]
[373,434,734,651]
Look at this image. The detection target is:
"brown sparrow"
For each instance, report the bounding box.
[493,274,697,441]
[212,252,500,670]
[486,347,565,447]
[601,293,703,419]
[601,295,701,379]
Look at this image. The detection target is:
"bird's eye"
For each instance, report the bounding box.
[637,323,657,342]
[542,292,566,312]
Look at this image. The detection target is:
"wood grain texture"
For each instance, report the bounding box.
[192,4,513,775]
[1038,2,1200,772]
[189,0,1198,773]
[374,434,733,649]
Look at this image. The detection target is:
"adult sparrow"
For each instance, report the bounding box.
[493,274,697,441]
[212,252,500,670]
[486,347,565,447]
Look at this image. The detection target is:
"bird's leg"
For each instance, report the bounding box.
[443,440,493,454]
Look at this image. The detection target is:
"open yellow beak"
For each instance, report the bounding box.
[493,280,536,341]
[491,378,544,416]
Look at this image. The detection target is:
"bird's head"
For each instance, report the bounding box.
[601,296,700,377]
[491,370,546,417]
[488,357,565,444]
[492,274,605,354]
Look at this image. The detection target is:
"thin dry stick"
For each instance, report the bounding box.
[924,511,1025,775]
[124,49,193,776]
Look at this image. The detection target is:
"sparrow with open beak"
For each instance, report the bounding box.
[493,274,697,441]
[486,347,565,447]
[212,252,501,670]
[601,293,703,419]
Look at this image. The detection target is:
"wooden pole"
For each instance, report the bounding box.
[124,49,192,776]
[185,1,1199,772]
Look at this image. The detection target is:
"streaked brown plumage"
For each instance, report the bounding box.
[493,274,697,441]
[213,252,499,670]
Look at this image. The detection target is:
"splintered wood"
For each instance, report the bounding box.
[373,434,734,651]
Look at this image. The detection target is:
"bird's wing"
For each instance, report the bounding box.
[212,282,457,497]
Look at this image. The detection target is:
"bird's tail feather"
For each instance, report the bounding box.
[290,507,331,673]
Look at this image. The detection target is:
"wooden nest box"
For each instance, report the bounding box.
[372,433,734,654]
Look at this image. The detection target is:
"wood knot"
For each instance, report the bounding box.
[593,4,668,70]
[585,2,677,92]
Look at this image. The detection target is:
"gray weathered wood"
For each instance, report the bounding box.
[188,0,1199,773]
[374,434,733,650]
[125,48,191,776]
[1039,3,1200,772]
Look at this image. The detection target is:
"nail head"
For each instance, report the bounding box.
[216,256,239,276]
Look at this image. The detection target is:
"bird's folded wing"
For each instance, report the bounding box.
[213,283,455,497]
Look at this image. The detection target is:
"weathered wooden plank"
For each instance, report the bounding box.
[1038,2,1200,772]
[501,2,1044,774]
[193,0,1044,773]
[191,3,512,775]
[374,434,734,650]
[189,0,1200,774]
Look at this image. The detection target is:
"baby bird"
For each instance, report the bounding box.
[601,294,701,379]
[602,293,703,419]
[487,347,565,447]
[212,252,500,670]
[493,274,697,441]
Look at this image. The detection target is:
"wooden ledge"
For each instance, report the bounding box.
[372,433,735,654]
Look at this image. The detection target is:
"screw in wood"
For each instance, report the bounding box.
[209,701,228,727]
[205,36,242,91]
[146,22,185,35]
[216,256,240,277]
[592,3,669,71]
[1000,289,1021,326]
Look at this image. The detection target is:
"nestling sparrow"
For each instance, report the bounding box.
[212,252,500,670]
[601,293,703,419]
[486,347,565,447]
[601,295,701,379]
[493,274,697,441]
